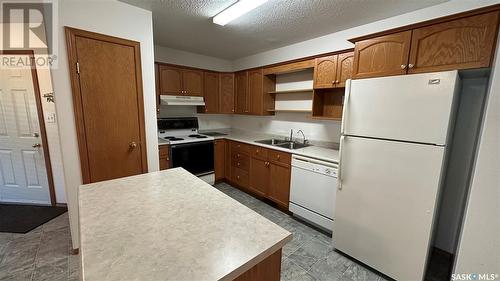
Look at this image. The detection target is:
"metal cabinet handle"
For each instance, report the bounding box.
[400,64,407,69]
[32,143,41,148]
[335,80,339,84]
[408,64,414,69]
[129,142,137,149]
[276,155,280,159]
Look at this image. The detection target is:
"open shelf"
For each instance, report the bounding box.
[267,109,312,113]
[312,88,344,120]
[268,89,313,94]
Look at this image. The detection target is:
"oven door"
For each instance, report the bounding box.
[170,141,214,176]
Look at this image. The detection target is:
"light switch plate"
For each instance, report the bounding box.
[46,113,56,123]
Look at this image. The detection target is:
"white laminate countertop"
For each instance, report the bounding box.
[78,168,292,281]
[158,131,339,163]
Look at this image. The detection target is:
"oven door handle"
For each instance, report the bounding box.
[170,140,214,149]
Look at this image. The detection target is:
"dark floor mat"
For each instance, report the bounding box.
[0,204,67,233]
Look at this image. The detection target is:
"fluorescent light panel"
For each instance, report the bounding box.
[213,0,269,26]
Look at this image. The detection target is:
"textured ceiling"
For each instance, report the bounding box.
[120,0,447,59]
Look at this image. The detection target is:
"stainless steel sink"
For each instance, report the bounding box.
[255,139,310,150]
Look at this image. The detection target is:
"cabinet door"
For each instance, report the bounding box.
[159,146,170,170]
[219,73,235,114]
[314,55,338,89]
[214,139,225,181]
[268,163,291,208]
[203,72,219,113]
[235,71,249,114]
[352,30,412,79]
[336,52,354,88]
[408,12,499,74]
[159,65,183,95]
[248,69,264,115]
[249,157,269,197]
[182,69,203,96]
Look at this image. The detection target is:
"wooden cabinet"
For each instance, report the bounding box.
[249,157,270,197]
[336,52,354,88]
[352,31,412,79]
[408,11,499,74]
[158,64,204,97]
[202,72,219,113]
[351,11,499,79]
[219,73,235,113]
[314,55,338,89]
[268,162,291,209]
[214,139,225,181]
[235,71,249,114]
[159,145,170,170]
[248,69,263,114]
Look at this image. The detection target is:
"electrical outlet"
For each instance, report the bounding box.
[46,113,56,123]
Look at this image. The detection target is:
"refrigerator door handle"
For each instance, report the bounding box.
[340,79,351,135]
[338,135,345,190]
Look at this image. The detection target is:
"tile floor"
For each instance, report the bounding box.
[0,182,447,281]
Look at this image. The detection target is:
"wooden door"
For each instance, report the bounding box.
[219,73,235,114]
[352,30,412,79]
[214,139,225,181]
[159,65,183,95]
[248,69,263,115]
[335,52,354,88]
[0,53,54,204]
[314,55,338,89]
[182,69,203,96]
[249,157,269,197]
[202,72,219,113]
[268,162,291,208]
[408,12,499,74]
[66,28,148,183]
[235,71,249,114]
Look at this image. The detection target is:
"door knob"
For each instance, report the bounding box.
[129,142,137,149]
[32,143,41,148]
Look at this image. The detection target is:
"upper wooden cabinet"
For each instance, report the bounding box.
[352,31,412,79]
[219,73,235,114]
[336,52,354,88]
[248,69,263,114]
[158,64,203,97]
[408,11,499,74]
[351,11,500,79]
[202,71,219,113]
[235,71,249,114]
[314,55,338,89]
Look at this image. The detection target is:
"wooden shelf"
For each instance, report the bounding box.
[310,116,342,121]
[312,88,344,120]
[267,109,312,113]
[268,89,313,94]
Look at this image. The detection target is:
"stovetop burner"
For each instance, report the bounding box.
[163,136,184,141]
[188,134,208,139]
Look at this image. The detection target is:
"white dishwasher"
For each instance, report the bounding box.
[289,155,338,232]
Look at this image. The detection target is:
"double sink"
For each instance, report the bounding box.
[255,139,310,150]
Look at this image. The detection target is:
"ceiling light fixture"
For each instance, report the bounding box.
[213,0,269,26]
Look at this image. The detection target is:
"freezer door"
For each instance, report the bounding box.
[343,71,459,145]
[335,136,444,281]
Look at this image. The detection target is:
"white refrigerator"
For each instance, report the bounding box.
[334,71,460,281]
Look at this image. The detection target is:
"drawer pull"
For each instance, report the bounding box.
[237,162,241,166]
[237,154,241,158]
[237,176,240,180]
[277,155,280,159]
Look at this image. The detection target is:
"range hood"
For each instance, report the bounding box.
[160,95,205,106]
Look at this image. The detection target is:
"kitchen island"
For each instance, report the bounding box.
[78,168,292,281]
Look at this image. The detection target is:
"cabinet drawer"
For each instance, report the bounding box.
[232,167,249,187]
[231,141,252,154]
[268,150,291,165]
[231,154,250,171]
[252,146,268,159]
[159,146,169,158]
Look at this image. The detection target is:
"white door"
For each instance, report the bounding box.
[0,55,51,204]
[335,136,444,281]
[343,71,459,145]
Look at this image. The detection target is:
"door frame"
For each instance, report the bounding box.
[0,50,57,205]
[64,27,148,184]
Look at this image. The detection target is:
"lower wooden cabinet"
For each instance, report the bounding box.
[159,145,170,170]
[214,139,225,181]
[224,140,291,209]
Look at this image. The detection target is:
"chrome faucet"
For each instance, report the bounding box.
[296,130,308,145]
[288,129,293,142]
